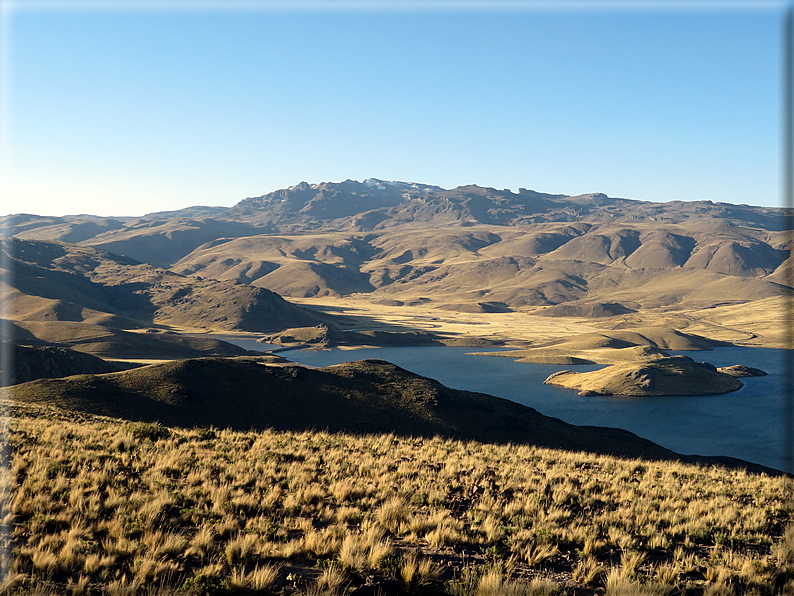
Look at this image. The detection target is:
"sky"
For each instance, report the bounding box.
[0,0,788,217]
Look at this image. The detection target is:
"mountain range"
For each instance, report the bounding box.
[2,179,790,331]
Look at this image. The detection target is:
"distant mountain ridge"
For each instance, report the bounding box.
[2,179,791,332]
[3,179,788,268]
[226,179,568,230]
[5,178,788,235]
[225,179,788,232]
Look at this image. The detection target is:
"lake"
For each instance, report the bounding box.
[218,336,789,473]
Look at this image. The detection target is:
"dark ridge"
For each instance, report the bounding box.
[10,357,781,475]
[2,342,134,386]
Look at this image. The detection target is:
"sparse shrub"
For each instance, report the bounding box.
[479,515,505,544]
[193,427,217,441]
[474,568,521,596]
[655,562,680,585]
[228,563,280,592]
[127,421,170,442]
[425,522,462,548]
[339,534,369,572]
[524,542,558,567]
[105,576,142,596]
[526,577,561,596]
[316,561,347,594]
[181,572,226,596]
[224,532,258,566]
[378,551,400,575]
[776,523,794,570]
[0,573,28,594]
[112,433,136,452]
[582,536,603,557]
[368,537,394,569]
[621,550,646,577]
[329,480,361,503]
[30,548,59,575]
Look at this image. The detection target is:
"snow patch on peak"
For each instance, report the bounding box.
[363,178,393,189]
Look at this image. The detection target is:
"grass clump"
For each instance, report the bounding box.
[3,400,792,594]
[126,421,170,442]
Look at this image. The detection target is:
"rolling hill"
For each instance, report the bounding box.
[8,179,786,315]
[0,238,323,332]
[0,238,338,362]
[9,356,777,473]
[3,179,791,349]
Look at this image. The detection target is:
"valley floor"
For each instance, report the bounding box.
[287,296,788,350]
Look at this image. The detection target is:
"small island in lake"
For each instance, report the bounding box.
[543,355,761,397]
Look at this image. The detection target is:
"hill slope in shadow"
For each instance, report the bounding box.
[10,357,778,474]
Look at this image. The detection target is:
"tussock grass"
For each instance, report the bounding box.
[3,402,792,594]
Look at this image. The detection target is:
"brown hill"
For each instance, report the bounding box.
[6,320,261,359]
[2,342,133,386]
[169,223,789,314]
[8,357,775,472]
[718,364,768,377]
[540,301,636,318]
[474,327,726,366]
[1,238,324,333]
[262,324,448,348]
[537,327,724,352]
[3,214,264,268]
[544,356,744,397]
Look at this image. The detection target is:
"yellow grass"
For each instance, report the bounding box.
[3,402,792,595]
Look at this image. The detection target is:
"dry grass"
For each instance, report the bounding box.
[2,401,792,595]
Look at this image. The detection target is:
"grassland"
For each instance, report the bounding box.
[286,295,790,350]
[1,402,791,595]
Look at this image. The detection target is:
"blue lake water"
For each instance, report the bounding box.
[220,336,789,473]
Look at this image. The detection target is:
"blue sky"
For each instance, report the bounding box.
[0,1,787,216]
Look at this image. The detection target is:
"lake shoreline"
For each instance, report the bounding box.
[199,335,786,474]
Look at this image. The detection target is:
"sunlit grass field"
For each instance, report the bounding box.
[2,402,792,595]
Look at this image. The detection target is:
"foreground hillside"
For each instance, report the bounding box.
[2,403,791,595]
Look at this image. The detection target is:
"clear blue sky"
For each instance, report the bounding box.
[0,1,787,216]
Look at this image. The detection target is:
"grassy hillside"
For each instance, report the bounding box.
[1,402,791,595]
[1,342,132,386]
